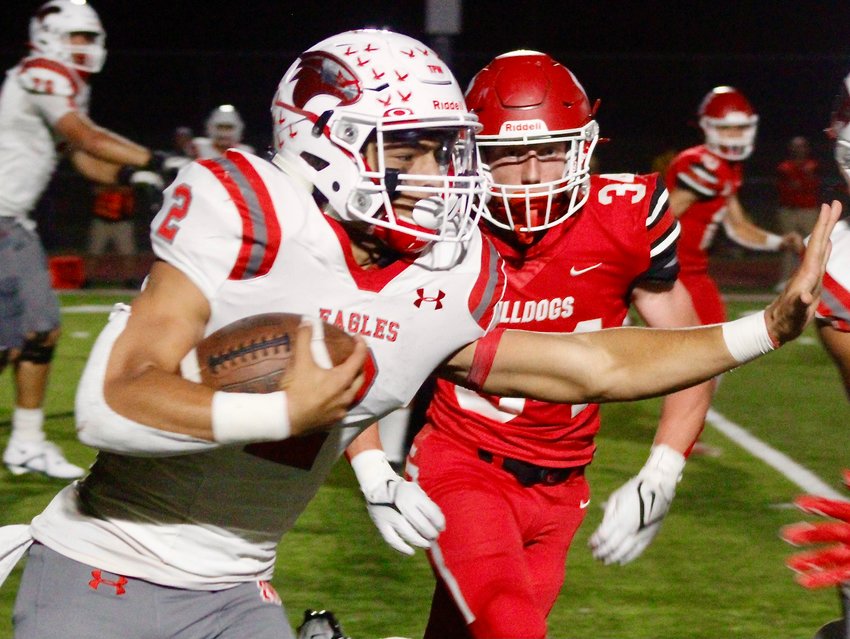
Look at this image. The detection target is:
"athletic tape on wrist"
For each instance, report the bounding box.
[350,448,397,492]
[721,310,778,364]
[211,390,290,444]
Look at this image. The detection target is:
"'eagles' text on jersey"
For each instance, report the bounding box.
[426,173,679,467]
[30,149,505,589]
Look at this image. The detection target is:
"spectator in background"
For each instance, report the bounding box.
[172,125,196,158]
[776,135,821,288]
[87,182,138,286]
[192,104,255,159]
[0,0,161,479]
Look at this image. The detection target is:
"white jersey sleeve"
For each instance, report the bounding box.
[150,158,247,302]
[16,57,84,126]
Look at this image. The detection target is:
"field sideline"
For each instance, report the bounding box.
[1,291,848,638]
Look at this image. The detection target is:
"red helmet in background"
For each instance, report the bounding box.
[698,86,758,161]
[465,50,598,244]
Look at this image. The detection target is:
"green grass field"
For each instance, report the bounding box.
[1,291,848,638]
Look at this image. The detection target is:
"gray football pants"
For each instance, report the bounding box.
[13,544,295,639]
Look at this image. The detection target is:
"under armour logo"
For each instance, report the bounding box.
[257,580,282,605]
[414,288,445,309]
[89,570,128,595]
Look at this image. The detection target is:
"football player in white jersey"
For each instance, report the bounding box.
[192,104,255,159]
[0,28,838,639]
[781,72,850,638]
[0,0,164,480]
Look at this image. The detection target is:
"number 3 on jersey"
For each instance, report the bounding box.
[155,183,192,242]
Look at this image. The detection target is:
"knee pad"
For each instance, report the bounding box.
[19,331,56,364]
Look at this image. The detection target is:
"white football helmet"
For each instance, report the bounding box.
[271,28,484,255]
[29,0,106,73]
[830,73,850,184]
[206,104,245,148]
[698,86,758,161]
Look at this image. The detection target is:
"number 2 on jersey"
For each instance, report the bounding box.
[155,183,192,242]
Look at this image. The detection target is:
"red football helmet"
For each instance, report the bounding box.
[829,72,850,184]
[465,50,598,244]
[698,86,758,161]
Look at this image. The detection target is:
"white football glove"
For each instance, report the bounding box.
[589,444,685,565]
[350,449,445,556]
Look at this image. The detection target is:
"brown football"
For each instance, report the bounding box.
[194,313,355,393]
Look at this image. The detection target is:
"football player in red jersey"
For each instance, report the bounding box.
[348,50,712,638]
[0,27,837,638]
[665,86,805,455]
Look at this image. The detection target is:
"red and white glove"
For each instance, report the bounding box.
[589,444,685,565]
[350,449,445,556]
[782,470,850,589]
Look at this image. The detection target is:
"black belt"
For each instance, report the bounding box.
[477,449,584,487]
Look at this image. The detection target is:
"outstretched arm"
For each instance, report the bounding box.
[441,201,840,405]
[723,194,804,253]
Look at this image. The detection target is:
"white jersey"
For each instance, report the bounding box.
[30,149,505,589]
[191,136,255,159]
[0,56,90,226]
[817,218,850,332]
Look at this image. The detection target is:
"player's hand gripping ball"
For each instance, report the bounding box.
[185,313,356,393]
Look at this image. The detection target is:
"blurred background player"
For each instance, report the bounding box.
[351,51,711,639]
[776,135,821,289]
[192,104,255,159]
[781,75,850,639]
[0,0,160,478]
[665,85,805,456]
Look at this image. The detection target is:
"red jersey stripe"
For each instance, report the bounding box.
[226,151,281,278]
[468,237,506,330]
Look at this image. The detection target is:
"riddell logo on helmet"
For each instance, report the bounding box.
[500,120,547,134]
[433,100,462,110]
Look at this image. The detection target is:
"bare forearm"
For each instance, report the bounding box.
[653,381,715,453]
[105,365,217,440]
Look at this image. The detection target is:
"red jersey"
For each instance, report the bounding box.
[666,144,743,275]
[776,158,820,208]
[425,173,680,467]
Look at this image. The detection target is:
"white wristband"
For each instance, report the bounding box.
[721,310,778,364]
[763,233,783,251]
[350,449,397,493]
[211,390,290,444]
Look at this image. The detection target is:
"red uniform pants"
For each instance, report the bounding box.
[409,425,589,639]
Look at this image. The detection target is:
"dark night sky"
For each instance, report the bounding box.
[3,2,850,173]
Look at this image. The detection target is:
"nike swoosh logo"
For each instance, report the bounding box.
[579,498,591,509]
[570,263,603,276]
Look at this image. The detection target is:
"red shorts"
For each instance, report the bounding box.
[679,272,726,325]
[409,424,589,639]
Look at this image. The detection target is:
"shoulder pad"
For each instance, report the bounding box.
[17,58,80,98]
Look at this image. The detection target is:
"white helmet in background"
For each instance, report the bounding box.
[829,73,850,184]
[271,28,484,255]
[29,0,106,73]
[206,104,245,148]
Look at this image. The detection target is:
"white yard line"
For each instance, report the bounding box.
[706,407,845,500]
[61,305,116,314]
